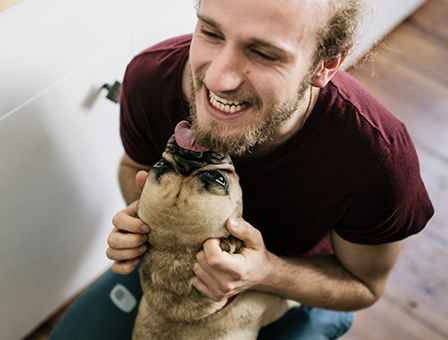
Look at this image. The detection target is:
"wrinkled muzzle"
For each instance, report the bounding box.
[164,135,233,177]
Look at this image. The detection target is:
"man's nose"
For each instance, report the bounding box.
[205,44,246,93]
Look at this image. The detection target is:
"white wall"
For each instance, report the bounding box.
[0,0,425,339]
[375,0,426,37]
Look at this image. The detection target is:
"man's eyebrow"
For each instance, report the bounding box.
[248,37,294,57]
[196,13,294,58]
[197,13,221,29]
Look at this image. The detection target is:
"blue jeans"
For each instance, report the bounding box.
[49,268,354,340]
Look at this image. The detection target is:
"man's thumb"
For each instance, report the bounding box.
[226,217,261,250]
[136,170,148,192]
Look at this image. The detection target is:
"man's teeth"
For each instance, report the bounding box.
[209,91,248,113]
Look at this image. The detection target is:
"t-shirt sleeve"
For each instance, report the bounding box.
[334,126,434,244]
[119,36,192,166]
[119,55,163,166]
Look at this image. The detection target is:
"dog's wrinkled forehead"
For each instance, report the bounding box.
[163,135,233,176]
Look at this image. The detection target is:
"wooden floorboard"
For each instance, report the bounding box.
[418,148,448,246]
[24,0,448,339]
[351,34,448,161]
[411,0,448,40]
[341,298,446,340]
[384,233,448,338]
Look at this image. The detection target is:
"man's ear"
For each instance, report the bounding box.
[310,50,349,88]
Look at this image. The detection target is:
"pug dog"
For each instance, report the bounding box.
[132,121,292,340]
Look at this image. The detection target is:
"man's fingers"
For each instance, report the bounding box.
[202,239,223,261]
[136,171,148,192]
[106,244,147,261]
[108,229,148,250]
[109,194,150,275]
[111,259,140,275]
[226,217,263,250]
[191,276,210,296]
[124,199,139,214]
[201,238,235,269]
[191,272,225,302]
[193,256,222,294]
[112,201,150,234]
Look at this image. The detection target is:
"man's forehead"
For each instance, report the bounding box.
[197,0,333,50]
[196,0,333,14]
[197,0,333,32]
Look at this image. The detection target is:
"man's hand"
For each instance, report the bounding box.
[192,217,273,302]
[192,217,402,311]
[107,171,150,275]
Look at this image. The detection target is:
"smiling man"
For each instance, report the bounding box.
[48,0,433,339]
[187,0,319,157]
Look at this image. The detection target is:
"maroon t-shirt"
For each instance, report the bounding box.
[120,34,434,257]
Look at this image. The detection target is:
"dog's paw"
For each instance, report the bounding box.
[220,237,243,254]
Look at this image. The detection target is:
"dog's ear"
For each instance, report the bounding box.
[220,237,243,254]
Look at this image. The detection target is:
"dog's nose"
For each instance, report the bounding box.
[179,148,204,160]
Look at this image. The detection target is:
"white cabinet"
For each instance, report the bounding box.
[0,0,425,339]
[0,43,128,339]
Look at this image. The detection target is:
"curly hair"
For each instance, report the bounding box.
[193,0,202,11]
[311,0,375,69]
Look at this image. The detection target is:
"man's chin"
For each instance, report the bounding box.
[190,117,257,156]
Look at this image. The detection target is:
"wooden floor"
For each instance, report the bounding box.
[24,0,448,339]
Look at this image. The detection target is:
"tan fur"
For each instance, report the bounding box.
[132,136,293,340]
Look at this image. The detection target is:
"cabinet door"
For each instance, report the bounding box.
[0,42,131,340]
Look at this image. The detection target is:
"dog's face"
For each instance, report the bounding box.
[138,135,243,252]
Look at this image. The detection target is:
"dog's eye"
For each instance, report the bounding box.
[153,159,168,168]
[152,158,173,183]
[197,170,229,194]
[212,173,227,187]
[202,171,228,188]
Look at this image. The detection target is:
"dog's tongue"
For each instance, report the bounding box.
[174,121,209,152]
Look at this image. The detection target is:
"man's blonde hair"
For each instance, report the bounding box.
[312,0,375,68]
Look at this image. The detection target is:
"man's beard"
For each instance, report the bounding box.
[188,66,314,156]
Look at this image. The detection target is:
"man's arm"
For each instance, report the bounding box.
[257,229,401,311]
[106,153,151,274]
[192,218,401,311]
